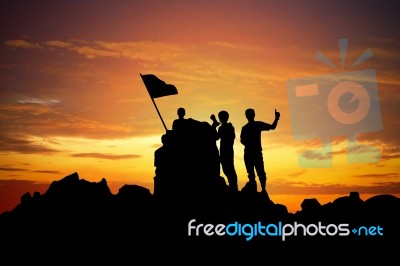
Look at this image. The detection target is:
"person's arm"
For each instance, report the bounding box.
[210,114,220,128]
[210,114,220,140]
[240,127,246,145]
[229,124,236,141]
[259,109,280,131]
[270,109,280,130]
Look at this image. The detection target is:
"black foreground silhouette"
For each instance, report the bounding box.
[0,118,398,260]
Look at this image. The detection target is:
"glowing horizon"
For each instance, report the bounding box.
[1,0,399,214]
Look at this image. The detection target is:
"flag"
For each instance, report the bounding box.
[140,74,178,98]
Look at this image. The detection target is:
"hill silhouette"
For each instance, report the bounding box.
[0,118,398,262]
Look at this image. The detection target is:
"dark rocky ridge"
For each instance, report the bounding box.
[0,118,398,261]
[0,172,398,260]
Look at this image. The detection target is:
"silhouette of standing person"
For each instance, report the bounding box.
[154,133,172,198]
[240,108,280,193]
[172,107,187,131]
[211,111,238,191]
[154,133,172,176]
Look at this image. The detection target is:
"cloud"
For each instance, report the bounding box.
[94,41,183,62]
[208,42,261,51]
[269,181,400,195]
[0,167,61,174]
[380,153,400,160]
[70,45,120,59]
[370,47,400,59]
[347,144,380,154]
[17,98,61,106]
[0,134,61,155]
[0,167,28,172]
[296,139,400,164]
[43,40,73,48]
[5,39,183,62]
[353,173,399,178]
[287,170,307,178]
[368,37,400,45]
[70,152,141,160]
[374,145,400,161]
[0,180,48,186]
[300,149,333,160]
[0,103,135,140]
[33,170,62,174]
[4,40,43,49]
[0,103,53,116]
[17,40,185,62]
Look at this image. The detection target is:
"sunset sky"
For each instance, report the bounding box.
[1,0,399,214]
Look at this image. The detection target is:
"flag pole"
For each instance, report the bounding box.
[151,97,168,132]
[140,74,168,132]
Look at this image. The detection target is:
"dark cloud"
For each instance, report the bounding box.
[347,145,381,154]
[0,103,138,140]
[4,40,43,49]
[380,153,400,160]
[300,149,333,160]
[0,179,48,186]
[0,133,60,155]
[269,181,400,195]
[71,153,141,160]
[353,173,399,178]
[298,139,400,163]
[287,170,307,178]
[33,170,62,174]
[0,167,28,171]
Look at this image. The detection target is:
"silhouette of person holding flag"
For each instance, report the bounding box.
[240,108,280,193]
[172,107,187,131]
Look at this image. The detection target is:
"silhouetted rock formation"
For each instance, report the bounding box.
[154,119,221,201]
[0,171,398,263]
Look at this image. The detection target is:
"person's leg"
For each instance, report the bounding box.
[244,151,256,182]
[221,154,238,190]
[254,152,267,192]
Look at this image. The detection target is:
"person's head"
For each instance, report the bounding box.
[245,108,255,122]
[161,134,167,144]
[218,110,229,124]
[177,107,185,118]
[161,131,173,145]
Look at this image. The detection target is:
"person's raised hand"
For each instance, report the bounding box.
[210,114,220,127]
[275,109,280,119]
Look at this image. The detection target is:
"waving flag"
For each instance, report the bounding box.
[139,73,178,132]
[140,74,178,98]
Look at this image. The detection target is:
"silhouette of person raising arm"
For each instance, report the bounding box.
[211,111,238,191]
[240,108,280,193]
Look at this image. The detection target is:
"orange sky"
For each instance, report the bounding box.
[1,0,399,214]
